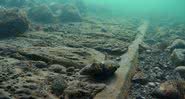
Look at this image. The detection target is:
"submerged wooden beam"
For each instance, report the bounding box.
[95,21,148,99]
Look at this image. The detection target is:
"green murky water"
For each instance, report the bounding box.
[84,0,185,21]
[0,0,185,99]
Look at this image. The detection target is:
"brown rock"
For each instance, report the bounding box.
[152,81,185,99]
[80,60,120,77]
[132,71,148,85]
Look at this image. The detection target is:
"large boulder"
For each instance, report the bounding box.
[0,9,29,38]
[49,0,86,16]
[171,49,185,66]
[28,5,55,23]
[59,4,82,22]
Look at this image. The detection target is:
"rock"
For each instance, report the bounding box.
[15,88,32,95]
[22,83,38,90]
[171,49,185,66]
[175,66,185,79]
[66,67,75,72]
[0,8,29,38]
[152,81,185,99]
[95,47,127,55]
[59,4,81,22]
[156,41,169,51]
[111,48,127,55]
[116,57,121,61]
[80,60,120,77]
[146,50,152,53]
[51,75,67,96]
[25,72,32,76]
[0,58,18,82]
[18,47,105,69]
[139,42,151,52]
[101,28,107,32]
[64,80,105,98]
[49,64,66,73]
[0,89,11,99]
[136,96,145,99]
[32,61,48,68]
[18,96,36,99]
[148,82,156,88]
[28,5,55,23]
[132,71,148,85]
[167,39,185,51]
[0,96,11,99]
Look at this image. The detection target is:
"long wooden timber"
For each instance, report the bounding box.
[95,21,149,99]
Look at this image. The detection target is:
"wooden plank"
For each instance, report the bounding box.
[95,21,148,99]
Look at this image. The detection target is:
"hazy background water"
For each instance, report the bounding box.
[83,0,185,22]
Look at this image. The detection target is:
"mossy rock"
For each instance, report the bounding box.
[0,8,29,38]
[59,4,82,22]
[50,75,67,96]
[28,5,55,23]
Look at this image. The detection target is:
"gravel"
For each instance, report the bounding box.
[129,49,181,99]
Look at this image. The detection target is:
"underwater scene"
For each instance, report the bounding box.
[0,0,185,99]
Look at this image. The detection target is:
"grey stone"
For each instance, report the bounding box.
[32,61,48,68]
[0,89,11,99]
[136,96,145,99]
[28,5,55,23]
[167,39,185,51]
[175,66,185,79]
[59,4,81,22]
[49,64,66,73]
[66,67,75,72]
[171,49,185,66]
[15,88,32,95]
[148,82,156,88]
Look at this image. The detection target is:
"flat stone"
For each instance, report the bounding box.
[15,88,32,95]
[132,71,148,85]
[32,61,48,68]
[66,67,75,73]
[18,47,105,69]
[49,64,66,73]
[148,82,156,88]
